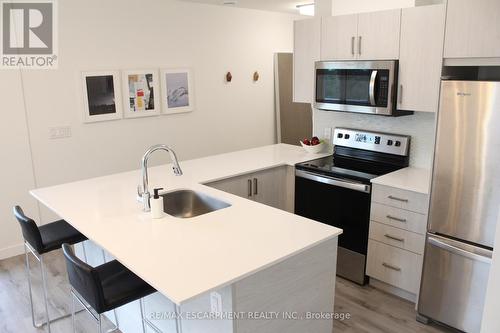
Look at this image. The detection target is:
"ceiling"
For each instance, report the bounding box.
[180,0,313,15]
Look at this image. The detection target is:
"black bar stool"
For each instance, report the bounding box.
[13,205,88,333]
[62,243,156,333]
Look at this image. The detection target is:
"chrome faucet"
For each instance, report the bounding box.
[137,144,183,212]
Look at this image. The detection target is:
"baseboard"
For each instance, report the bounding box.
[0,243,24,260]
[370,278,417,303]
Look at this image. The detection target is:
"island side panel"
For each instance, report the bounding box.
[233,237,338,333]
[76,241,235,333]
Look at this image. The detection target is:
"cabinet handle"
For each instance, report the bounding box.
[399,84,403,104]
[382,262,402,272]
[351,36,355,56]
[386,215,407,223]
[358,36,362,55]
[253,178,258,195]
[388,195,408,203]
[248,179,252,197]
[384,234,405,242]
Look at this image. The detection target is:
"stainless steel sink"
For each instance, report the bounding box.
[161,190,231,218]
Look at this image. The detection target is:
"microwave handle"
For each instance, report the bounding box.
[369,70,378,106]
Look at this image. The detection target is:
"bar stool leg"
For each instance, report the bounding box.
[175,304,183,333]
[101,248,120,331]
[40,254,53,333]
[71,293,76,333]
[25,243,37,328]
[98,314,103,333]
[139,298,147,333]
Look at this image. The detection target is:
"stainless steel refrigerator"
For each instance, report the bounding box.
[418,80,500,333]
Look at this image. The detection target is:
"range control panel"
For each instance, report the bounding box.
[333,128,410,156]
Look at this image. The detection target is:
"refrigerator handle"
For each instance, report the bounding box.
[428,236,492,264]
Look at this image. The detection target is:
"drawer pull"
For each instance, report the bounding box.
[247,179,252,197]
[388,195,409,203]
[382,262,402,272]
[384,234,405,242]
[386,215,407,223]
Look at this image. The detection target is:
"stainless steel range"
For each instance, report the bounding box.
[295,128,411,284]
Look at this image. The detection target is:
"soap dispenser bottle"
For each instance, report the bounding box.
[151,188,164,219]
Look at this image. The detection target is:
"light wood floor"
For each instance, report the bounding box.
[0,250,452,333]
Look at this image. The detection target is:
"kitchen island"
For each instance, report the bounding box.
[30,144,342,333]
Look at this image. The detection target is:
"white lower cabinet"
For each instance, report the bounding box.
[367,184,429,301]
[206,166,290,211]
[367,240,423,294]
[369,221,425,254]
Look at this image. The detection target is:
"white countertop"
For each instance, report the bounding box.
[31,144,341,305]
[371,167,431,194]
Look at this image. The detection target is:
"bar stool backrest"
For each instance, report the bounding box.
[62,243,106,314]
[13,206,43,253]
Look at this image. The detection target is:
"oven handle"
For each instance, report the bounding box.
[296,170,371,193]
[369,70,378,106]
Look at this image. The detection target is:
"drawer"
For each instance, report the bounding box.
[369,221,425,254]
[372,184,429,214]
[367,240,423,294]
[370,202,428,235]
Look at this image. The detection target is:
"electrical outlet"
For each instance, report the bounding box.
[49,126,72,139]
[323,127,332,141]
[210,291,222,313]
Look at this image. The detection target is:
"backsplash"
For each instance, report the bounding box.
[313,109,436,169]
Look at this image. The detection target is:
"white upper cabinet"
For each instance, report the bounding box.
[444,0,500,58]
[321,9,401,61]
[321,14,358,60]
[398,5,446,112]
[293,18,321,103]
[357,9,401,60]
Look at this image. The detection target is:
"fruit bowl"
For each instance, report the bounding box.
[300,140,325,154]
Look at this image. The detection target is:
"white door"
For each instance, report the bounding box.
[444,0,500,58]
[398,5,446,112]
[357,9,401,60]
[252,167,287,210]
[206,174,253,200]
[0,71,40,260]
[321,14,358,61]
[293,18,321,103]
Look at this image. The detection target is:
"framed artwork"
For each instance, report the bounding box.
[160,68,195,114]
[122,69,160,118]
[82,71,122,123]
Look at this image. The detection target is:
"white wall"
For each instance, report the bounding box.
[332,0,415,15]
[0,70,40,259]
[314,110,436,168]
[0,0,295,256]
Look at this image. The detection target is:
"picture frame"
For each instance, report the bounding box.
[81,71,122,123]
[160,68,195,114]
[122,69,160,118]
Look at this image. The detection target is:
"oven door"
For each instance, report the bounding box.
[314,61,395,115]
[294,170,371,284]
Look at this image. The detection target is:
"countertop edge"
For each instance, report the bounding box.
[370,167,431,195]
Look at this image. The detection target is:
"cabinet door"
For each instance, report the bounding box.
[206,174,252,200]
[398,5,445,112]
[444,0,500,58]
[252,167,287,210]
[321,14,358,61]
[357,9,401,60]
[293,18,321,103]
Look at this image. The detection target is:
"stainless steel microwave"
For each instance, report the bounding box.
[314,60,412,116]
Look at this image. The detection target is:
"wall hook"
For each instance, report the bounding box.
[226,72,233,82]
[253,71,260,82]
